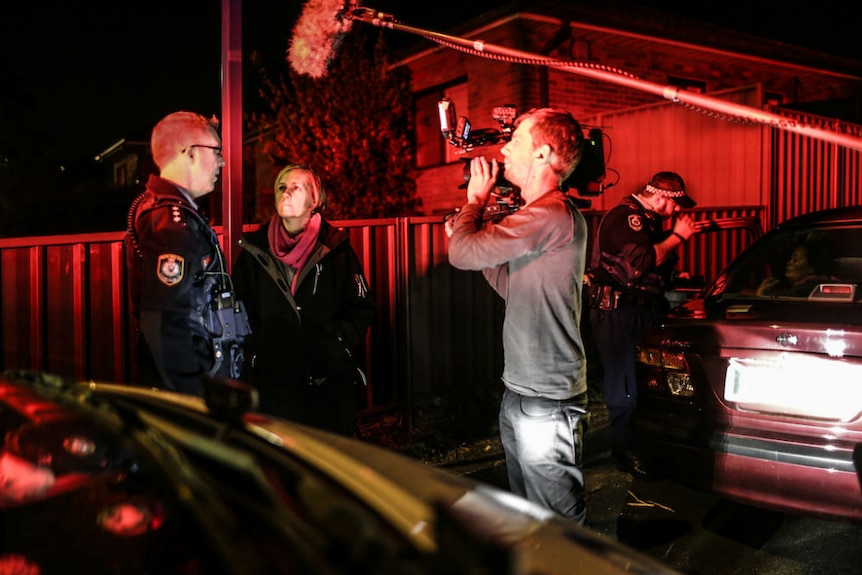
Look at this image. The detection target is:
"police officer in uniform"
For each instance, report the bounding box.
[587,171,696,476]
[125,111,248,395]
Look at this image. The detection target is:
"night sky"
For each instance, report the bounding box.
[1,0,857,162]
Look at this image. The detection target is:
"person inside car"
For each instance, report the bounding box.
[756,240,834,296]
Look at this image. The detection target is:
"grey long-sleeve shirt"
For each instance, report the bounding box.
[447,190,588,400]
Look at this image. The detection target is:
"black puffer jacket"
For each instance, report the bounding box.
[233,219,375,399]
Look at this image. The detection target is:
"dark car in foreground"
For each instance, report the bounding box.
[0,371,678,575]
[632,206,862,523]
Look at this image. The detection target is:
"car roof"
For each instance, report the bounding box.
[776,206,862,229]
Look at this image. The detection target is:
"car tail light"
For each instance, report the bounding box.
[660,351,688,371]
[636,346,695,398]
[666,372,694,397]
[636,346,663,367]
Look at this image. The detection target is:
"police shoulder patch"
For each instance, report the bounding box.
[627,214,643,231]
[157,254,185,286]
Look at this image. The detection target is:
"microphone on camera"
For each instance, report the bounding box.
[288,0,356,78]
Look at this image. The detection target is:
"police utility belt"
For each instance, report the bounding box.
[589,284,653,311]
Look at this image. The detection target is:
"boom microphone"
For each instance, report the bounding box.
[288,0,355,78]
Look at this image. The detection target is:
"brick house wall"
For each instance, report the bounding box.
[401,2,862,216]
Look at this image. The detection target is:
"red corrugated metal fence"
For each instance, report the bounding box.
[0,208,762,418]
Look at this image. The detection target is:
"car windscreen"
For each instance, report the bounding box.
[708,224,862,302]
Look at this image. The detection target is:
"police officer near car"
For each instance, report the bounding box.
[587,171,696,477]
[124,111,250,395]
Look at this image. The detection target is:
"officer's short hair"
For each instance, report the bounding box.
[515,108,584,181]
[273,164,327,213]
[151,112,220,170]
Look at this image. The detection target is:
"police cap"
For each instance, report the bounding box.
[644,171,696,208]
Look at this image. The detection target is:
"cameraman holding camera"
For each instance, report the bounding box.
[447,108,590,525]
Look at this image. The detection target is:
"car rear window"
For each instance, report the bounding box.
[714,225,862,302]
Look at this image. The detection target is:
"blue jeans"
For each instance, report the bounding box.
[498,388,589,524]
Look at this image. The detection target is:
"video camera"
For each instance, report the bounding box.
[439,98,606,221]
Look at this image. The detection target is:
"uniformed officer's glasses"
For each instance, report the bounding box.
[182,144,223,157]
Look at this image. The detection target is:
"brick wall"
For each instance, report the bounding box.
[405,11,862,215]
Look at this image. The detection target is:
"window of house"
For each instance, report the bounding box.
[764,91,785,106]
[414,80,468,168]
[115,164,128,188]
[667,76,707,94]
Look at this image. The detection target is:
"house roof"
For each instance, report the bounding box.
[390,0,862,81]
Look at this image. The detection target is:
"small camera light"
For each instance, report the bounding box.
[438,98,457,139]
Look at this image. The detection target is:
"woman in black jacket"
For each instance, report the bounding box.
[233,164,375,436]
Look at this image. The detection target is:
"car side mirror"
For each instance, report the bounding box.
[202,376,259,422]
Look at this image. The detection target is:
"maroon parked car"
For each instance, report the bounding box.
[632,206,862,523]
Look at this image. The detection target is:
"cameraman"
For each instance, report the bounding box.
[447,108,590,525]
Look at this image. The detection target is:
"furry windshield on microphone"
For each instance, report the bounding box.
[288,0,355,78]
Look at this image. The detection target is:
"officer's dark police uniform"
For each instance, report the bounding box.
[588,196,673,310]
[586,172,695,476]
[125,174,248,395]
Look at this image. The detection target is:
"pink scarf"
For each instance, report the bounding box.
[267,213,321,292]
